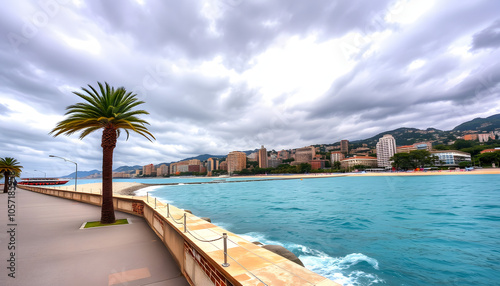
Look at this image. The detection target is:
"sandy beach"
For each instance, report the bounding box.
[50,182,151,196]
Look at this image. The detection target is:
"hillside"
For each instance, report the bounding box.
[62,169,100,178]
[180,154,226,162]
[453,114,500,132]
[351,127,448,147]
[114,165,143,173]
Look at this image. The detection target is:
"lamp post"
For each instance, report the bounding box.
[49,155,77,192]
[34,169,46,178]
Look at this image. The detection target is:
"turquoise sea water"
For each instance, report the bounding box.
[79,175,500,285]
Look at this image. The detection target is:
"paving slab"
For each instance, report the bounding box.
[0,189,189,286]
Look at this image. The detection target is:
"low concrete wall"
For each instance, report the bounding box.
[19,185,340,286]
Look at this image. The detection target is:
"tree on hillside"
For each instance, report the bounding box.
[50,82,155,224]
[0,157,23,193]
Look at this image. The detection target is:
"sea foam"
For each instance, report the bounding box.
[239,232,383,285]
[134,185,172,204]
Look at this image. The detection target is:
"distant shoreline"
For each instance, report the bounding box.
[48,168,500,195]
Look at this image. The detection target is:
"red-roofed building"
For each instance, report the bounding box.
[396,145,415,153]
[464,134,478,141]
[480,148,500,154]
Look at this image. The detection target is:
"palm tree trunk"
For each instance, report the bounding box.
[100,125,117,224]
[3,171,10,193]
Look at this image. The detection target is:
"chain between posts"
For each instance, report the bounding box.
[165,208,231,268]
[169,213,185,224]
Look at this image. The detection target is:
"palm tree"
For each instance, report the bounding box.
[0,157,23,193]
[50,82,155,223]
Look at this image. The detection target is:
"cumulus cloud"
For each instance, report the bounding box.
[1,0,500,175]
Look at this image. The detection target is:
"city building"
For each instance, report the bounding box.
[340,140,349,154]
[206,158,219,176]
[170,161,189,175]
[157,164,169,176]
[414,142,432,151]
[464,134,478,141]
[431,150,471,167]
[478,132,495,142]
[396,142,432,153]
[309,159,328,170]
[340,156,378,170]
[376,134,397,168]
[330,151,345,164]
[295,146,316,163]
[188,159,201,165]
[188,165,201,173]
[143,164,154,176]
[219,161,228,171]
[268,156,283,168]
[277,150,290,160]
[258,145,268,168]
[227,151,246,175]
[396,145,414,153]
[177,164,189,173]
[480,148,500,154]
[112,172,131,178]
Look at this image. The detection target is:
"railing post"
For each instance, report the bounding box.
[222,233,230,267]
[147,192,149,202]
[183,213,187,233]
[167,204,170,218]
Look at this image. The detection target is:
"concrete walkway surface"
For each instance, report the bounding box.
[0,189,189,286]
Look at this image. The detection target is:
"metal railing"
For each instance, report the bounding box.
[164,202,318,286]
[161,202,231,268]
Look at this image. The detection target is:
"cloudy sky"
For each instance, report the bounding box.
[1,0,500,176]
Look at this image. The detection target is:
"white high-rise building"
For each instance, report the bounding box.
[376,134,396,168]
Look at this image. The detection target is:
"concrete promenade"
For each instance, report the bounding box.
[0,188,189,286]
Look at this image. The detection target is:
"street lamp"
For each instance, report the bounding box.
[34,169,46,178]
[49,155,77,192]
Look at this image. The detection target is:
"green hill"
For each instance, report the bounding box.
[351,127,447,147]
[453,114,500,132]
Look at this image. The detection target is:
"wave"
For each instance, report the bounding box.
[134,185,172,204]
[239,232,383,286]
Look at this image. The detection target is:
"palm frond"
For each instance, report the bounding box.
[0,157,23,174]
[50,81,155,142]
